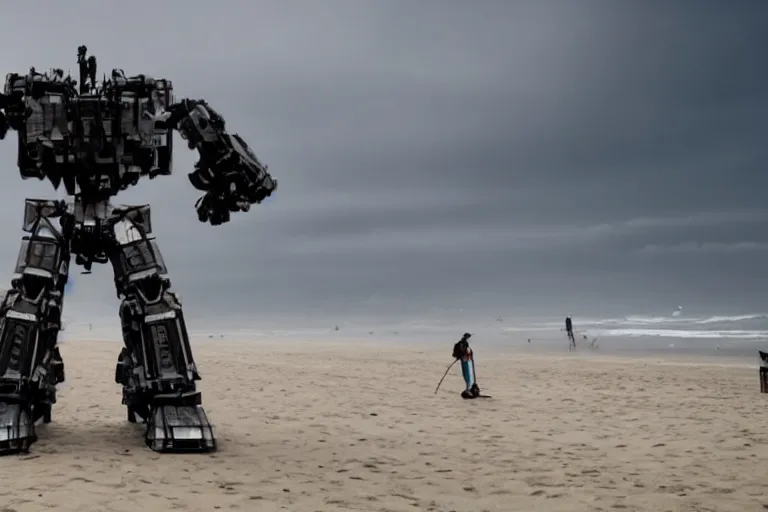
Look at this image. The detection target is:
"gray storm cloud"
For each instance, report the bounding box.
[0,0,765,326]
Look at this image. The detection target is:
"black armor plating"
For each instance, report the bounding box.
[0,46,276,454]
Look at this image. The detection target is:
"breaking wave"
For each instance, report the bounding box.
[503,312,768,342]
[572,313,768,327]
[596,329,768,340]
[695,314,768,324]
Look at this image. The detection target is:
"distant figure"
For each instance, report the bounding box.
[565,316,575,350]
[452,333,481,399]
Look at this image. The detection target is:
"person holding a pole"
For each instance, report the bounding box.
[452,333,481,399]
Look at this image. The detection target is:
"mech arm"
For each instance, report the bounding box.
[0,87,27,141]
[157,99,278,226]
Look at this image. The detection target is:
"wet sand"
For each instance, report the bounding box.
[1,339,767,511]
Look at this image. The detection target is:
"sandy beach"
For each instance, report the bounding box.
[1,339,767,512]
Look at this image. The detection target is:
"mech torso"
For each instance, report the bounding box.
[1,45,277,234]
[5,69,174,202]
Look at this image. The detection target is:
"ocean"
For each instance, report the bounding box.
[58,310,768,360]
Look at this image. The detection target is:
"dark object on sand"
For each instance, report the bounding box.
[759,351,768,393]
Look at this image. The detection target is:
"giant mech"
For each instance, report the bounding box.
[0,46,277,454]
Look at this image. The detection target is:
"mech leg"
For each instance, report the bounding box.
[0,203,69,454]
[109,210,215,452]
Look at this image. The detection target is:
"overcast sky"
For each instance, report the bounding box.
[0,0,766,328]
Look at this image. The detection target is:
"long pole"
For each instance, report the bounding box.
[434,359,458,395]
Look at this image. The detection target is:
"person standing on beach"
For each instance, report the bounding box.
[565,316,575,350]
[452,333,481,399]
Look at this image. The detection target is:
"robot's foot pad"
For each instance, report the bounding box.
[0,402,37,455]
[145,404,216,452]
